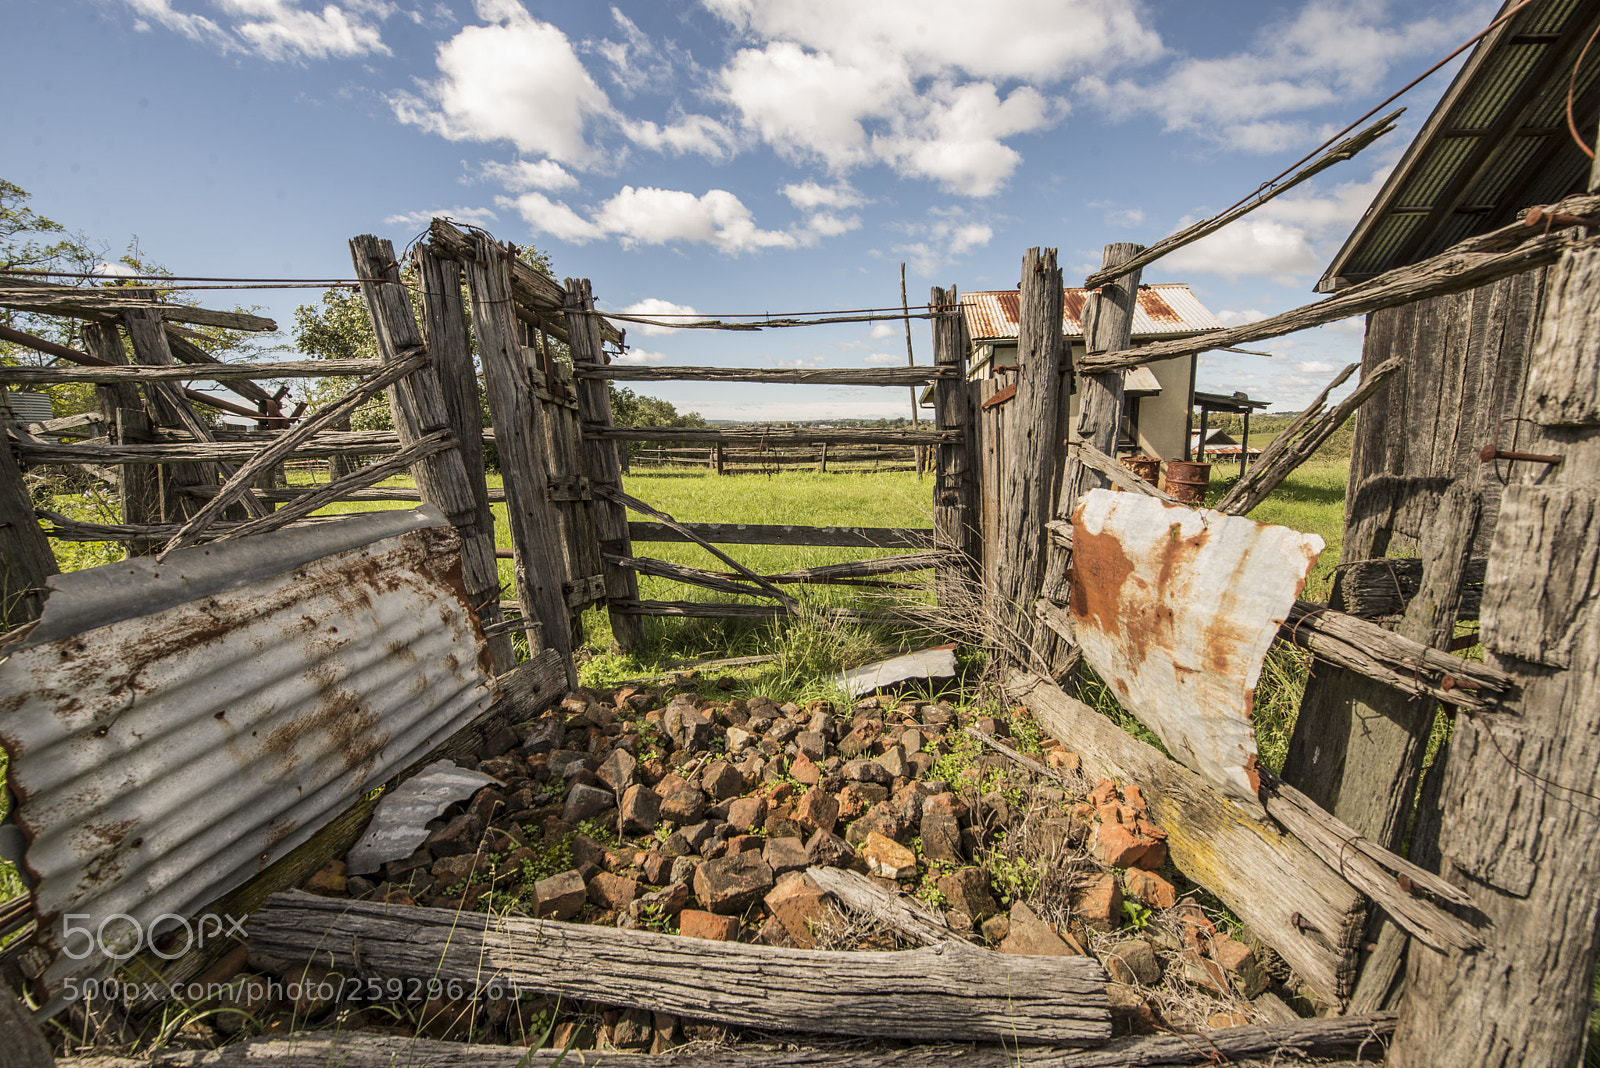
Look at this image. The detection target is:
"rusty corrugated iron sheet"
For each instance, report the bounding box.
[1069,490,1323,803]
[962,284,1222,343]
[0,506,495,1006]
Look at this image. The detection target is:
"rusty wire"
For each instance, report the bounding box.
[1566,18,1600,160]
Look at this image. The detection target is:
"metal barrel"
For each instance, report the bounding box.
[1120,457,1161,485]
[1165,460,1212,504]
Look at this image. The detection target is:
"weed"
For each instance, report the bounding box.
[1121,900,1152,932]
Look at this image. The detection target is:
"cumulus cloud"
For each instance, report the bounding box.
[479,158,578,192]
[864,353,901,364]
[1215,308,1270,327]
[620,114,737,159]
[119,0,395,59]
[1092,202,1146,228]
[708,0,1157,196]
[869,322,897,339]
[391,1,612,165]
[507,185,799,253]
[1079,0,1490,153]
[620,298,701,336]
[782,180,866,210]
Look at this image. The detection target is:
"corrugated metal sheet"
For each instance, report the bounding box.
[961,284,1222,343]
[1069,490,1323,803]
[0,506,496,1006]
[1321,0,1600,290]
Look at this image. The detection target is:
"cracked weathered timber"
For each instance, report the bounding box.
[573,364,956,386]
[0,357,384,385]
[587,425,958,446]
[62,1013,1397,1068]
[245,893,1110,1045]
[630,521,934,550]
[802,865,961,947]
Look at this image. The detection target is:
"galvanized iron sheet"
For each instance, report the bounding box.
[1069,490,1323,803]
[961,284,1223,343]
[0,507,495,1002]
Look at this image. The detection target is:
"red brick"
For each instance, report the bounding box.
[677,909,739,941]
[1092,821,1157,869]
[1124,868,1177,909]
[1069,872,1123,931]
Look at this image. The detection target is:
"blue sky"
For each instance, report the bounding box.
[6,0,1493,419]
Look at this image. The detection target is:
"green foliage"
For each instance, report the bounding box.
[576,817,617,847]
[984,842,1041,903]
[1120,900,1152,931]
[293,286,395,431]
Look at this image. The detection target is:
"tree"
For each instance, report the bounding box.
[0,180,277,417]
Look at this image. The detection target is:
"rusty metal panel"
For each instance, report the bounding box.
[0,506,495,1005]
[961,284,1222,344]
[1069,490,1323,803]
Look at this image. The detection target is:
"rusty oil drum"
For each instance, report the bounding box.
[1120,457,1161,485]
[1165,460,1212,504]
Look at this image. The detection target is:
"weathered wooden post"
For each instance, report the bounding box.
[81,322,160,545]
[1041,244,1141,673]
[712,443,723,475]
[416,244,516,674]
[930,285,976,607]
[456,236,578,683]
[0,390,57,631]
[994,248,1066,669]
[817,442,828,473]
[1388,241,1600,1066]
[566,278,648,655]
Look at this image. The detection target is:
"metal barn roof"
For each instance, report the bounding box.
[1319,0,1600,292]
[961,283,1223,343]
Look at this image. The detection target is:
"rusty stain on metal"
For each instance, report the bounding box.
[962,284,1222,343]
[1068,490,1323,804]
[0,507,495,1005]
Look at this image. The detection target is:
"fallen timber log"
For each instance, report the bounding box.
[0,280,277,332]
[245,892,1111,1045]
[1081,191,1600,373]
[1006,671,1363,1004]
[69,1013,1396,1068]
[630,521,935,549]
[572,364,957,386]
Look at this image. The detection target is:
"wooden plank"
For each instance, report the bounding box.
[1216,357,1403,515]
[122,308,271,521]
[597,485,799,611]
[59,1013,1398,1068]
[564,279,647,651]
[761,550,944,582]
[417,244,514,673]
[1071,442,1183,505]
[628,521,934,549]
[0,282,276,331]
[0,357,384,385]
[155,348,431,556]
[995,248,1067,671]
[603,553,771,598]
[463,234,576,682]
[803,865,960,946]
[613,599,934,625]
[1007,670,1363,1005]
[574,364,956,386]
[1081,195,1600,374]
[81,322,162,539]
[180,483,508,504]
[930,285,977,606]
[245,892,1111,1045]
[588,425,958,446]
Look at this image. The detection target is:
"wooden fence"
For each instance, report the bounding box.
[627,443,920,473]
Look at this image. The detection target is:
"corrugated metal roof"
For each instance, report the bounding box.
[961,283,1222,343]
[0,507,496,1008]
[1069,491,1324,803]
[1321,0,1600,290]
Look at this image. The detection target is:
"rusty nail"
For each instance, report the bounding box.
[1289,912,1321,934]
[1480,444,1563,465]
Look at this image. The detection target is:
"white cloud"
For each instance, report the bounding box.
[767,355,828,368]
[620,114,736,159]
[92,262,141,277]
[119,0,394,59]
[392,1,612,165]
[1215,309,1269,327]
[480,158,578,192]
[782,180,866,210]
[620,298,701,336]
[707,0,1156,196]
[1294,360,1338,373]
[501,191,605,243]
[1092,202,1145,228]
[615,348,667,364]
[595,8,693,97]
[895,216,993,276]
[869,322,897,339]
[1079,0,1490,153]
[383,204,499,228]
[1162,161,1395,282]
[510,186,799,253]
[864,353,900,365]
